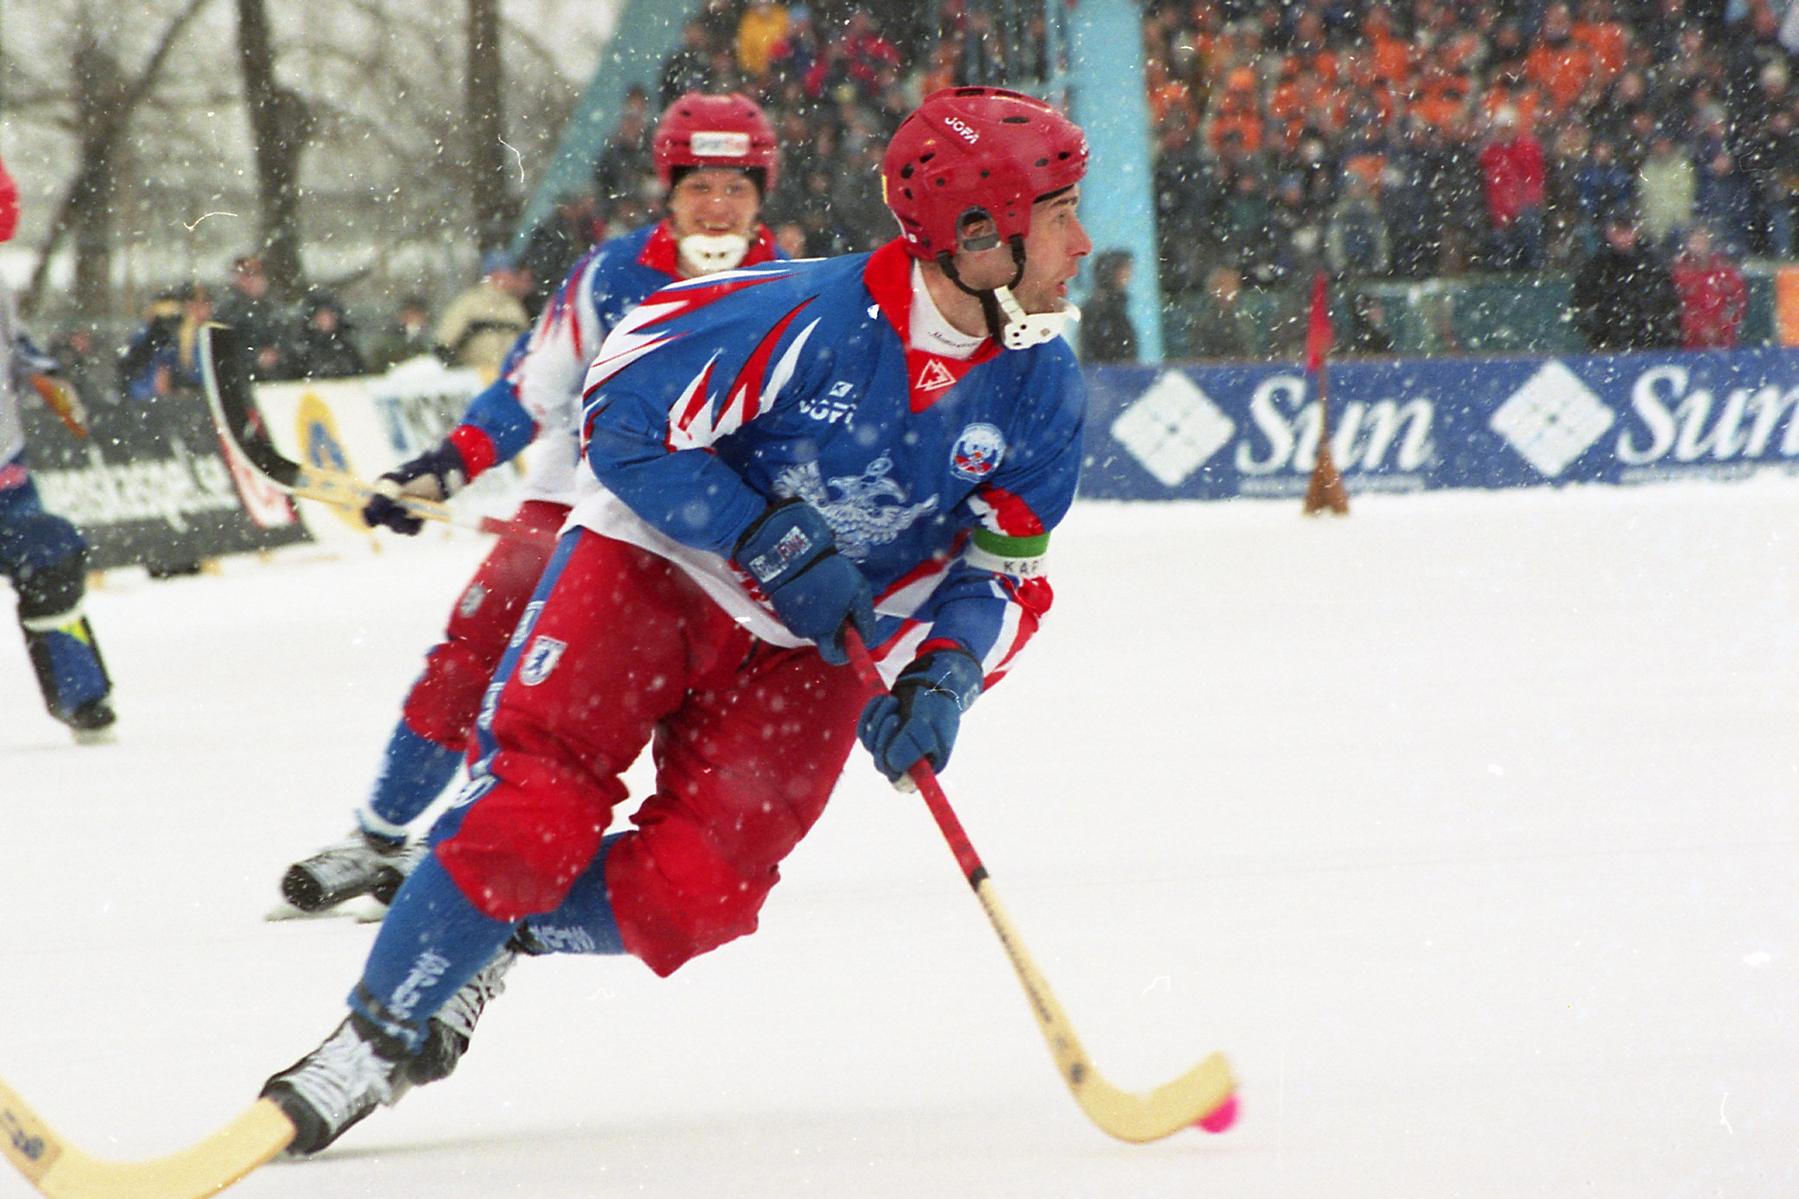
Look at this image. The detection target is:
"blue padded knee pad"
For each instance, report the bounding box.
[0,483,87,581]
[364,721,465,834]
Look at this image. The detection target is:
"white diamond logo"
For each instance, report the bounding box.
[1490,361,1614,478]
[1111,371,1235,487]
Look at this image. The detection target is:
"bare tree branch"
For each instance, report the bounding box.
[25,0,218,315]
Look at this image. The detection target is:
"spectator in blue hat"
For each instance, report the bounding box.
[434,250,532,380]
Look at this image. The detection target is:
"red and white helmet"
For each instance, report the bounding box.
[653,92,779,194]
[881,87,1088,261]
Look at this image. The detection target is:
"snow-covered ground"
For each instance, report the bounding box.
[3,479,1795,1198]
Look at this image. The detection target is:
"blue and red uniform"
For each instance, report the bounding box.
[352,238,1085,1039]
[0,268,112,733]
[358,221,780,841]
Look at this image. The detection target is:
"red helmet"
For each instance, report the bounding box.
[881,87,1088,261]
[653,92,779,193]
[0,157,17,245]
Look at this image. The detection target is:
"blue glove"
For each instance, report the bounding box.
[361,441,469,535]
[734,499,874,665]
[13,334,61,379]
[858,650,984,783]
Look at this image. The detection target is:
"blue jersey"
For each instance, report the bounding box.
[570,239,1086,682]
[450,222,779,503]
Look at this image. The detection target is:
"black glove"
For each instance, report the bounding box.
[361,441,469,535]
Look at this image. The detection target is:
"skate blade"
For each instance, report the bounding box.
[71,726,117,746]
[263,896,388,924]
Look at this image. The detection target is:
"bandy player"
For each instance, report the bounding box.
[262,87,1095,1155]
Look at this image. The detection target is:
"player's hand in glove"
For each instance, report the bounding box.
[858,649,983,782]
[361,441,469,535]
[734,498,874,665]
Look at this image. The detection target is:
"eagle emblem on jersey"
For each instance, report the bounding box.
[951,422,1006,480]
[772,455,937,560]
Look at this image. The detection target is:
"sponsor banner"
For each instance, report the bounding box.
[1083,346,1799,499]
[251,359,521,545]
[20,388,310,571]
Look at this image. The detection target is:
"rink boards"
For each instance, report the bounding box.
[1082,345,1799,500]
[24,346,1799,571]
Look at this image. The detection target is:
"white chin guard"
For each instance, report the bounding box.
[678,233,750,273]
[995,286,1080,350]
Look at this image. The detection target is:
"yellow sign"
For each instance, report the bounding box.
[295,392,367,531]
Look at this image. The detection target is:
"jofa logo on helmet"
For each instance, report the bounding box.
[458,583,487,619]
[519,635,567,686]
[943,115,980,144]
[690,131,751,158]
[951,422,1006,480]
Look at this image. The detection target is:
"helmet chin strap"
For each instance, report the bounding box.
[940,237,1078,350]
[677,232,750,274]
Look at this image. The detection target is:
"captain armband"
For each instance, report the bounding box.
[965,528,1050,577]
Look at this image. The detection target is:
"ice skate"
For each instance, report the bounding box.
[279,829,420,914]
[260,1014,413,1157]
[55,697,116,745]
[367,838,429,906]
[407,941,518,1085]
[262,945,516,1155]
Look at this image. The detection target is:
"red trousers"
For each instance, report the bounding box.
[401,500,568,749]
[435,530,869,976]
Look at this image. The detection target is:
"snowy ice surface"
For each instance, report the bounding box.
[3,479,1796,1198]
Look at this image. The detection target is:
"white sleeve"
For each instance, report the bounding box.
[508,253,607,436]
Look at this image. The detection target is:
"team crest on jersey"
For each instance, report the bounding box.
[951,423,1006,480]
[916,358,957,393]
[772,455,937,560]
[519,635,566,686]
[458,583,487,619]
[508,601,545,649]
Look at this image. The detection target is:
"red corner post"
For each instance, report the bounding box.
[1302,270,1350,516]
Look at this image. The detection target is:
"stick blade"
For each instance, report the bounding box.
[1070,1050,1237,1144]
[1,1076,293,1199]
[199,324,301,488]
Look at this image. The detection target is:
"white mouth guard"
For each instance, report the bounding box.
[678,233,751,273]
[995,286,1080,350]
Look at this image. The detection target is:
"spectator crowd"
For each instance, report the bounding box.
[68,0,1798,384]
[1142,0,1796,293]
[570,0,1790,358]
[74,248,537,410]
